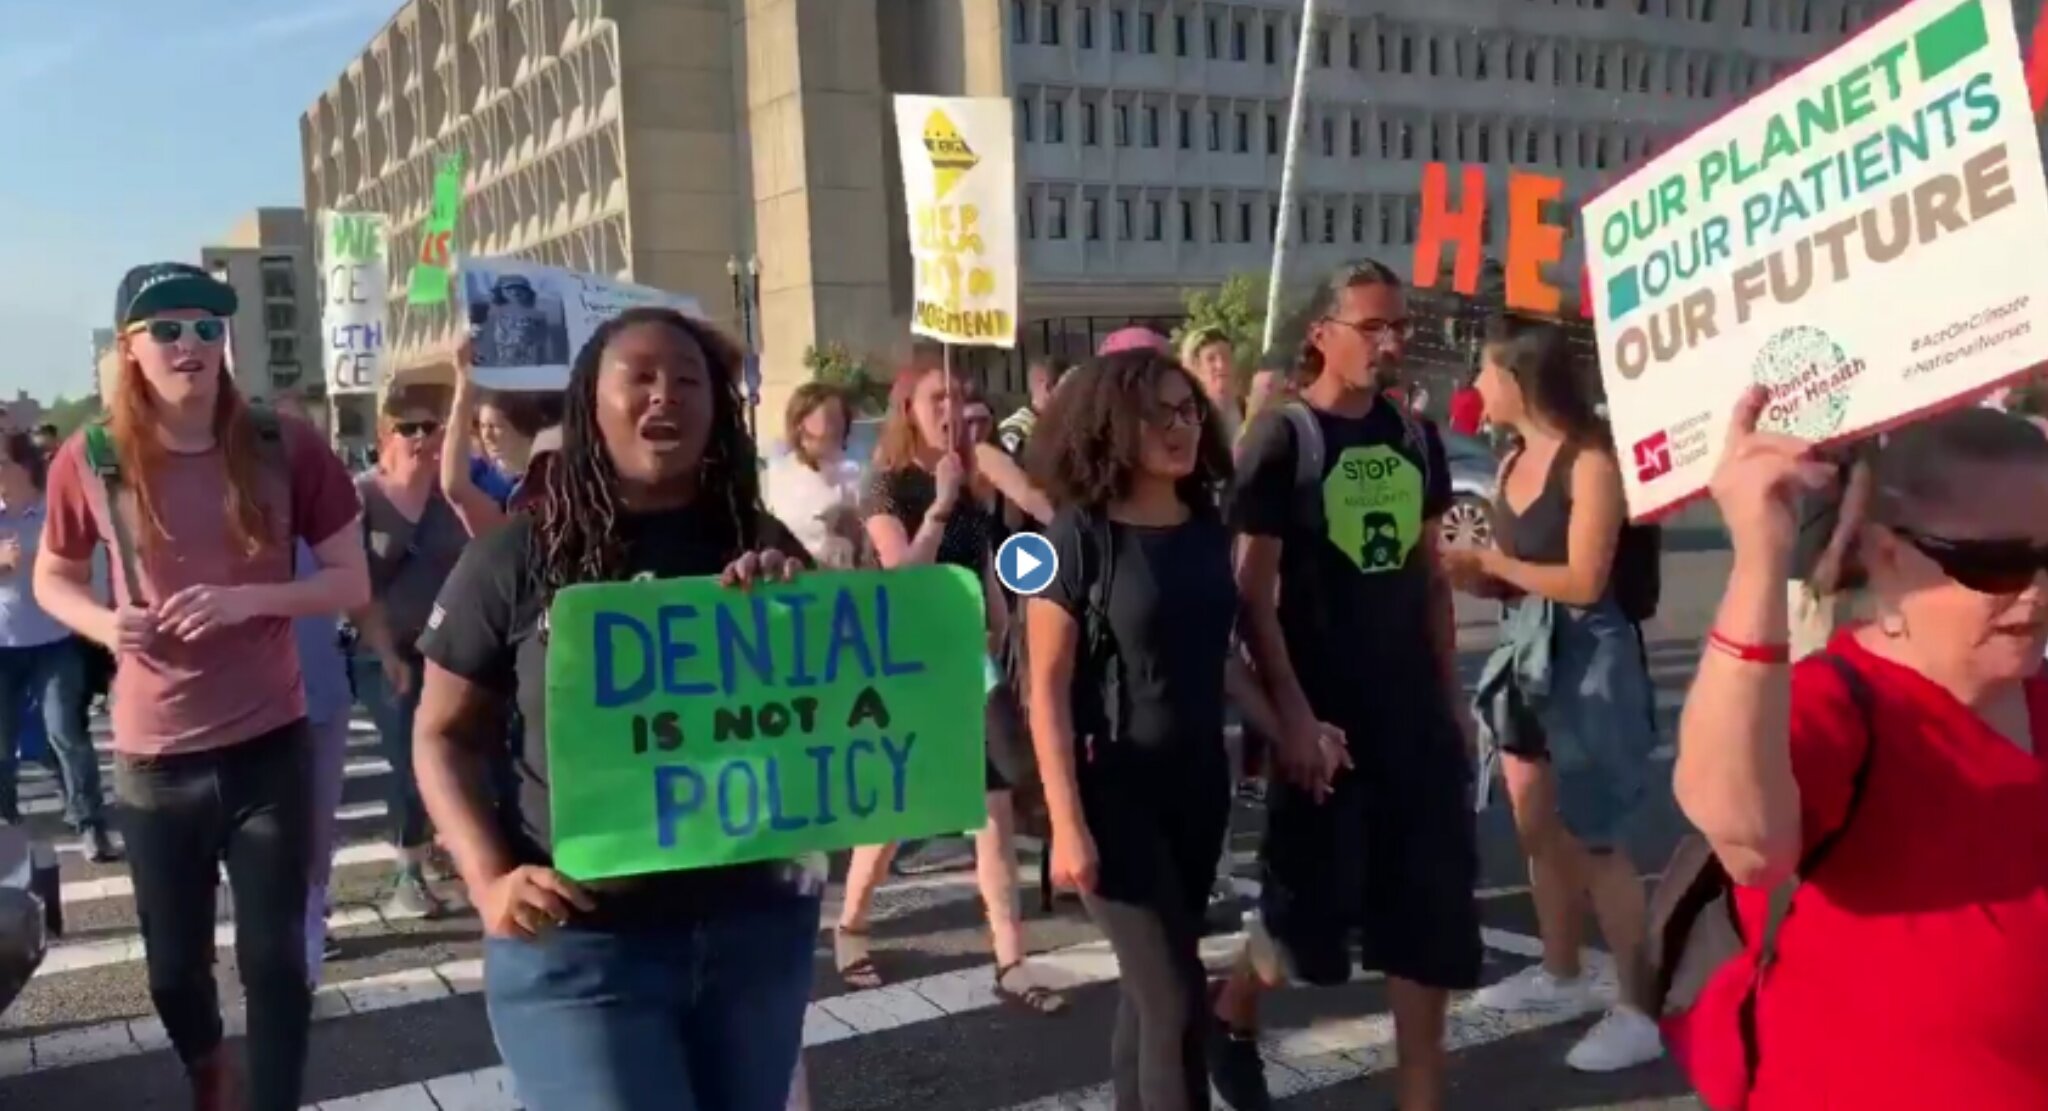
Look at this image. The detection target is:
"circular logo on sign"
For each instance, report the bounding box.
[1751,326,1854,441]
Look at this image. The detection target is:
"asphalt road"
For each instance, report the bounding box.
[0,534,1734,1111]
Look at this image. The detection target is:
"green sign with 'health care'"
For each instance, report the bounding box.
[543,566,990,881]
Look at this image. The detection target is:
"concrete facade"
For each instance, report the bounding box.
[302,0,1896,418]
[199,208,324,407]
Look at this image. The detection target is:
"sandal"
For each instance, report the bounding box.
[995,961,1067,1015]
[835,927,883,990]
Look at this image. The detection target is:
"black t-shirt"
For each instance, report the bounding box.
[417,504,812,924]
[1229,397,1453,731]
[860,465,998,572]
[1039,506,1236,904]
[1040,507,1238,758]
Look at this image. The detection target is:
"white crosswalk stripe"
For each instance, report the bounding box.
[0,710,1620,1111]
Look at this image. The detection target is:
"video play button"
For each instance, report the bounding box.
[995,532,1059,596]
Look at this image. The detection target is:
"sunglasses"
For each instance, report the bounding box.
[393,420,443,439]
[1891,525,2048,595]
[127,318,227,345]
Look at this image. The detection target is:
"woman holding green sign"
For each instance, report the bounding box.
[1022,351,1240,1110]
[413,308,821,1111]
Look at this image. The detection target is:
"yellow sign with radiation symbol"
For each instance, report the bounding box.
[893,96,1018,348]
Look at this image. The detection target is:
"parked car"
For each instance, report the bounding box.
[1440,431,1499,549]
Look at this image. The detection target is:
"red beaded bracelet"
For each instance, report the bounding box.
[1707,630,1790,664]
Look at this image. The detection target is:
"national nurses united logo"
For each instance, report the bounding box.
[1323,445,1423,575]
[1751,325,1863,442]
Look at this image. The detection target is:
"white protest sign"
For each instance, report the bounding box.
[893,95,1019,348]
[1582,0,2048,520]
[320,212,389,397]
[461,258,704,390]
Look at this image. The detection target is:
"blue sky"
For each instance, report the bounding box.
[0,0,397,403]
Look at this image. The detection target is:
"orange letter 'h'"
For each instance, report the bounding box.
[1414,163,1486,296]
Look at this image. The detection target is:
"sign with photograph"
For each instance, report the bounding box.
[320,211,389,397]
[1583,0,2048,520]
[461,258,705,391]
[893,95,1019,348]
[542,567,990,881]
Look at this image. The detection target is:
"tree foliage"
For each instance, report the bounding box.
[1171,273,1267,382]
[42,395,101,438]
[803,342,890,415]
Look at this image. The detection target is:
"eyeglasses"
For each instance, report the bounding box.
[1323,316,1414,347]
[393,420,443,440]
[1147,397,1206,430]
[126,318,226,345]
[1890,525,2048,595]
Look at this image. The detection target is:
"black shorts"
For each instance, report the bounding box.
[984,681,1031,793]
[1256,718,1483,991]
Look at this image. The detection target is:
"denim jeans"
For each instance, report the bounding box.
[114,720,314,1111]
[485,893,821,1111]
[303,716,352,978]
[351,652,429,850]
[0,638,99,828]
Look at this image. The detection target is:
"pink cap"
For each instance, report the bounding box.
[1097,327,1171,356]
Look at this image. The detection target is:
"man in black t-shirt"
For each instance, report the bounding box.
[1207,261,1481,1111]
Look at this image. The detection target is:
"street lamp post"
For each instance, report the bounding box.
[727,255,763,441]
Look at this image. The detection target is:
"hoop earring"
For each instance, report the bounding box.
[1876,602,1908,639]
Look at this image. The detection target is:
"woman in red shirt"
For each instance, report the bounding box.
[1675,390,2048,1108]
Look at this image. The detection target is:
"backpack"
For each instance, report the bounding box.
[1612,522,1664,624]
[1647,652,1876,1110]
[82,406,288,603]
[997,507,1121,737]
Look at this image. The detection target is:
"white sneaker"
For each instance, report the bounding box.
[1471,965,1597,1015]
[1565,1006,1666,1073]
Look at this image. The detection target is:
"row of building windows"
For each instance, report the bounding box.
[1016,13,1798,104]
[1019,94,1662,174]
[1021,189,1580,253]
[1009,1,1858,58]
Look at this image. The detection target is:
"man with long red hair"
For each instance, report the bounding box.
[32,263,368,1111]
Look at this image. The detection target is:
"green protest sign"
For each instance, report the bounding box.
[544,566,990,881]
[410,152,465,306]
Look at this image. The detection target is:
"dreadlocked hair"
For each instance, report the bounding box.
[1024,350,1234,512]
[526,307,761,603]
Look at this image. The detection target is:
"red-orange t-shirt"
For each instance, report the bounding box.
[1738,631,2048,1109]
[41,415,361,756]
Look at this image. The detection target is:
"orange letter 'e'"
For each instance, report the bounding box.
[1414,163,1486,295]
[1504,172,1565,315]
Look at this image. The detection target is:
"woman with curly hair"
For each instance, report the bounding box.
[411,307,820,1111]
[1022,351,1240,1109]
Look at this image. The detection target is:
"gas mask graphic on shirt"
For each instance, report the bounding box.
[1358,511,1404,571]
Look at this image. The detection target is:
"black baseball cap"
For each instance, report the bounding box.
[113,263,238,330]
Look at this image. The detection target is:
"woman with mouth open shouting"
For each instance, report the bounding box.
[412,308,824,1111]
[34,262,370,1111]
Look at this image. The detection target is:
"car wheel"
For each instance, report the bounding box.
[1440,495,1493,549]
